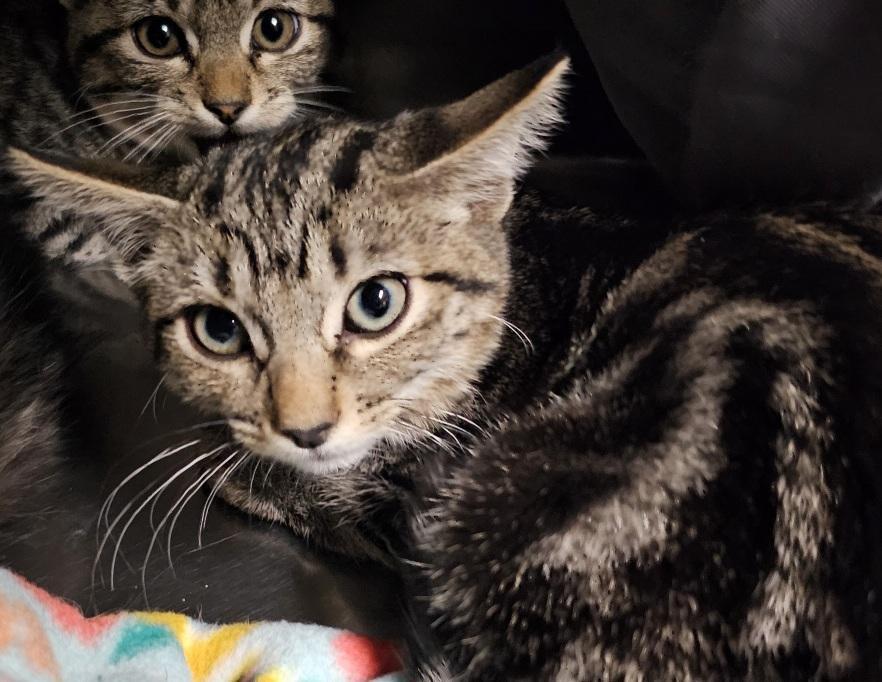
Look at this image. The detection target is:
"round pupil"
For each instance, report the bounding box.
[260,13,285,42]
[205,310,239,344]
[147,21,173,48]
[360,282,391,319]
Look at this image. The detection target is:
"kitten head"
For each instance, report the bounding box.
[11,55,568,475]
[59,0,334,157]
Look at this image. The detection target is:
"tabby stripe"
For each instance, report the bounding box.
[201,147,236,214]
[330,235,347,276]
[330,129,377,193]
[73,28,126,71]
[297,223,310,279]
[252,312,276,353]
[37,216,71,244]
[218,223,261,284]
[276,125,320,197]
[214,256,232,297]
[65,231,87,256]
[422,271,495,294]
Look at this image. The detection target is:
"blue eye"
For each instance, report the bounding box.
[189,306,249,356]
[345,276,408,334]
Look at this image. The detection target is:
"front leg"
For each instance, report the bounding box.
[406,304,856,680]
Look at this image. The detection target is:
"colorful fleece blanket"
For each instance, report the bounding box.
[0,569,403,682]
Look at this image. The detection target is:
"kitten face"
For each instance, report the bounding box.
[11,56,567,474]
[134,125,511,473]
[62,0,333,159]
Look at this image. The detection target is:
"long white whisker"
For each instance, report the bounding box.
[101,113,170,156]
[40,105,159,146]
[135,123,180,164]
[98,112,169,156]
[198,451,246,547]
[97,440,200,538]
[487,314,534,354]
[138,375,167,422]
[139,445,232,594]
[102,446,223,590]
[437,409,491,439]
[125,120,174,162]
[164,460,227,572]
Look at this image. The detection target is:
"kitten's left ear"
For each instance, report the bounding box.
[384,54,570,222]
[7,148,184,261]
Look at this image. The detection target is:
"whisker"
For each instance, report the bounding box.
[138,445,233,594]
[98,112,170,156]
[291,84,352,95]
[141,463,221,594]
[437,409,491,439]
[164,461,226,572]
[261,462,277,490]
[125,120,175,163]
[100,445,224,591]
[137,123,181,164]
[39,105,159,147]
[487,314,534,354]
[138,375,167,422]
[97,439,200,538]
[295,97,344,113]
[198,451,247,547]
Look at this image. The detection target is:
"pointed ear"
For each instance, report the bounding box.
[384,54,569,222]
[7,148,183,262]
[57,0,72,9]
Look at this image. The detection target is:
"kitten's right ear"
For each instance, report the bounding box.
[57,0,72,9]
[7,148,182,260]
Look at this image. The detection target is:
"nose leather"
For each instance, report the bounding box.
[205,101,247,125]
[282,423,334,449]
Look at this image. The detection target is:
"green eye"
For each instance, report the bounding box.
[133,16,185,58]
[345,276,408,335]
[252,9,301,52]
[188,306,250,357]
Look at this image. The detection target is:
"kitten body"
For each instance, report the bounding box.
[9,57,882,679]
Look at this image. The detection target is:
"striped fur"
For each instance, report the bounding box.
[0,0,333,268]
[8,56,882,678]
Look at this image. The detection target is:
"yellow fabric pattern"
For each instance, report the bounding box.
[139,612,255,681]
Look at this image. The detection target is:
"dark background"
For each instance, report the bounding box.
[329,0,639,159]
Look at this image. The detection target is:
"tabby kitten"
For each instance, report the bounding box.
[1,0,333,160]
[10,57,882,679]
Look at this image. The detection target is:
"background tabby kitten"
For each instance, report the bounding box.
[1,0,334,161]
[10,57,882,679]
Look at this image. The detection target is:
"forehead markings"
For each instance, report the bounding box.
[422,272,497,295]
[329,129,377,194]
[218,221,262,287]
[329,234,346,277]
[297,221,310,278]
[200,146,238,215]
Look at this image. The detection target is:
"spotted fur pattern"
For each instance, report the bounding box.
[8,56,882,679]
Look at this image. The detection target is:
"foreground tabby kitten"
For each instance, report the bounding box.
[9,57,882,679]
[1,0,333,160]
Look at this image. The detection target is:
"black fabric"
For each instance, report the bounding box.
[566,0,882,207]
